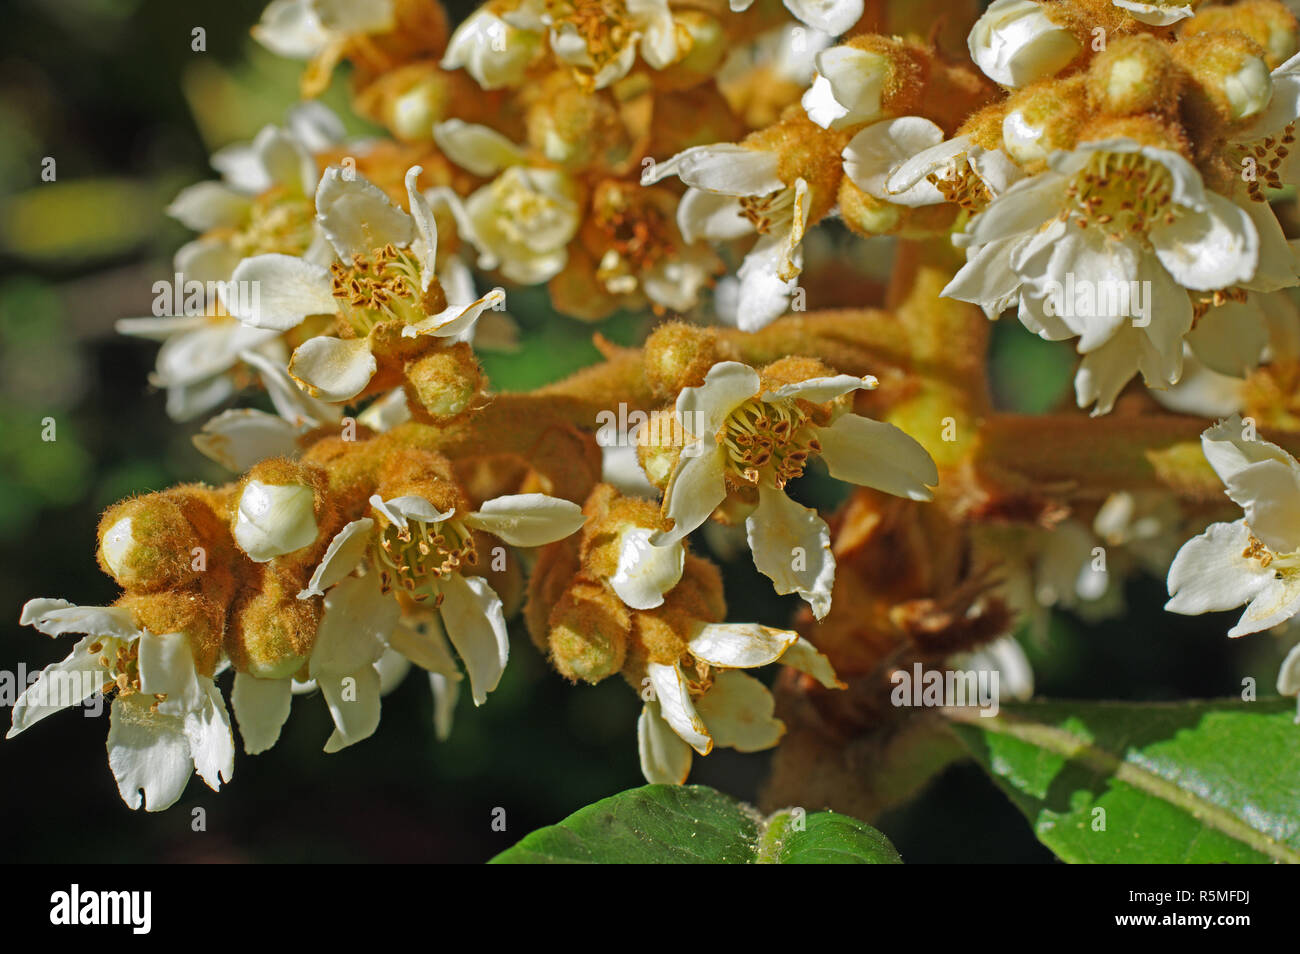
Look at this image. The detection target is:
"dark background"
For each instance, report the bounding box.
[0,0,1286,863]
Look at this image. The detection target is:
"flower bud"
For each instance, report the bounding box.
[1001,75,1088,162]
[226,566,319,678]
[233,460,322,563]
[968,0,1081,88]
[442,9,539,90]
[1086,34,1177,117]
[548,581,629,683]
[643,321,719,396]
[1174,32,1274,128]
[405,343,484,421]
[1180,0,1298,69]
[97,495,196,592]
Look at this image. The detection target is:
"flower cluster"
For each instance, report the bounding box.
[16,0,1300,814]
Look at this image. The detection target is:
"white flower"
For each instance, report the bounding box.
[718,21,832,91]
[234,479,319,561]
[227,165,504,403]
[643,361,938,618]
[434,121,582,284]
[507,0,681,90]
[442,9,541,90]
[642,144,810,331]
[843,117,1023,209]
[161,103,341,285]
[802,45,890,130]
[943,138,1293,414]
[1167,416,1300,637]
[968,0,1081,88]
[637,622,842,784]
[1111,0,1194,27]
[729,0,863,38]
[253,0,394,60]
[14,600,234,811]
[270,491,585,750]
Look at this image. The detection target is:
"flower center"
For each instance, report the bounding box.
[719,397,821,488]
[230,187,316,259]
[330,244,442,335]
[549,0,636,79]
[1062,151,1176,240]
[86,637,168,710]
[594,194,673,293]
[372,517,477,599]
[739,187,794,235]
[927,162,990,213]
[490,169,578,249]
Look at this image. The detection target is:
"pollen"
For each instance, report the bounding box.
[548,0,635,86]
[329,244,430,335]
[372,516,477,599]
[229,187,317,259]
[739,186,795,235]
[927,160,990,213]
[1062,150,1177,242]
[1232,123,1296,202]
[719,397,822,489]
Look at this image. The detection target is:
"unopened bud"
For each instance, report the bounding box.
[1086,35,1177,118]
[643,321,719,395]
[968,0,1081,88]
[96,495,195,592]
[233,461,322,562]
[548,582,629,683]
[405,344,483,420]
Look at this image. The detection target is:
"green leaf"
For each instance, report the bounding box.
[491,784,902,864]
[946,699,1300,863]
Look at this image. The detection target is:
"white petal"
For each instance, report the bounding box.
[319,664,382,752]
[647,661,711,754]
[231,672,292,755]
[464,493,586,547]
[676,188,752,243]
[299,518,374,599]
[432,120,525,176]
[404,165,439,288]
[783,0,863,37]
[252,0,331,58]
[167,182,250,231]
[19,599,138,640]
[184,680,235,790]
[686,621,799,669]
[1277,642,1300,697]
[815,413,938,500]
[241,347,341,428]
[438,574,509,706]
[1166,520,1274,615]
[315,166,413,261]
[429,671,460,741]
[388,616,461,676]
[193,408,302,471]
[310,573,397,676]
[137,631,201,711]
[227,254,336,330]
[8,638,110,738]
[845,118,948,207]
[746,482,836,619]
[1150,193,1259,292]
[611,528,684,610]
[288,336,377,402]
[174,237,242,285]
[107,697,193,811]
[762,373,877,403]
[637,702,694,784]
[401,287,506,338]
[653,443,728,546]
[804,46,887,129]
[779,636,844,688]
[677,360,760,437]
[1224,459,1300,554]
[695,671,785,752]
[368,493,454,528]
[643,144,783,195]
